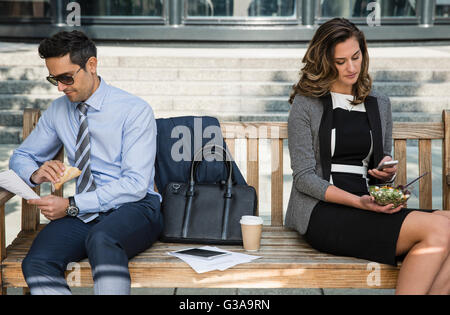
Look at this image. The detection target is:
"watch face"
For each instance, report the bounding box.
[67,206,79,217]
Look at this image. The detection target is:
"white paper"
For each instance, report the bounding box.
[168,246,261,274]
[0,170,40,200]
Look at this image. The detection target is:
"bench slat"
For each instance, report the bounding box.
[247,138,259,215]
[271,139,284,226]
[443,111,450,210]
[52,147,65,198]
[21,109,41,232]
[222,123,288,139]
[394,139,407,188]
[224,138,235,159]
[419,140,433,209]
[221,122,444,141]
[0,205,4,262]
[393,122,444,139]
[2,264,399,289]
[1,226,399,289]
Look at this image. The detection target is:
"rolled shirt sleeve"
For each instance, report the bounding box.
[9,105,63,187]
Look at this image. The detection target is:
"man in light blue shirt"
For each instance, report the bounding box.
[9,30,163,295]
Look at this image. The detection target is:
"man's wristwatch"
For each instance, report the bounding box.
[66,196,79,217]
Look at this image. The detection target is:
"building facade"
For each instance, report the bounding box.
[1,0,450,42]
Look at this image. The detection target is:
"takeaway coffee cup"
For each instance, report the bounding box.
[240,216,263,251]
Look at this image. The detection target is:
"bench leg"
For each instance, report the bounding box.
[0,267,5,295]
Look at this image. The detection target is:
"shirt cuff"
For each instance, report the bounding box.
[74,191,101,214]
[16,165,39,188]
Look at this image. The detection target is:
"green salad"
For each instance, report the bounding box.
[369,185,410,207]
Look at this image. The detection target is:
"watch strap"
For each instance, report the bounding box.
[69,196,76,207]
[67,196,79,217]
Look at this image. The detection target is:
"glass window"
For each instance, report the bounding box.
[436,0,450,17]
[0,0,51,19]
[320,0,417,18]
[187,0,296,18]
[63,0,163,17]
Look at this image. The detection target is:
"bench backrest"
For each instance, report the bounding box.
[220,112,450,226]
[21,109,450,231]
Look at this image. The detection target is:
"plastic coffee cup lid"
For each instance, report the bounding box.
[240,215,263,225]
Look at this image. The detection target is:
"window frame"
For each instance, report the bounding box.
[182,0,302,26]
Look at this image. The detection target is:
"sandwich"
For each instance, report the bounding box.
[52,165,82,191]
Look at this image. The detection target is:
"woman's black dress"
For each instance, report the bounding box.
[304,93,432,266]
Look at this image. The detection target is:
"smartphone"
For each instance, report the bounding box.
[173,248,231,260]
[377,160,398,171]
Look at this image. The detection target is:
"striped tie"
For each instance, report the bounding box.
[74,102,98,223]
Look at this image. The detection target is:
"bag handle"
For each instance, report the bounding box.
[182,144,234,240]
[189,144,233,188]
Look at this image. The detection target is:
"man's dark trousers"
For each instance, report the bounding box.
[21,193,163,295]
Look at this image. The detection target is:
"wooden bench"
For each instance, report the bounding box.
[1,109,449,294]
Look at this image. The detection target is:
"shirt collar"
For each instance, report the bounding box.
[73,76,107,111]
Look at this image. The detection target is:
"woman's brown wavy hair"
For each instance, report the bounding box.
[289,18,372,105]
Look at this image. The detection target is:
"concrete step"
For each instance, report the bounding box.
[0,94,291,112]
[0,94,447,115]
[2,49,450,70]
[389,96,450,113]
[156,110,289,122]
[0,80,292,96]
[0,126,21,144]
[3,66,450,83]
[3,80,450,97]
[391,112,442,122]
[0,65,447,83]
[0,110,22,126]
[372,81,450,97]
[0,95,52,110]
[371,70,450,82]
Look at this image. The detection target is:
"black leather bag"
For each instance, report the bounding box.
[160,144,257,245]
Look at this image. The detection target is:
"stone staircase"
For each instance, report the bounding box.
[1,44,450,144]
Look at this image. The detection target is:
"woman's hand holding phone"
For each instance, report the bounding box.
[368,156,398,182]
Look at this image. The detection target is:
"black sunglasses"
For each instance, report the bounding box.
[46,67,82,86]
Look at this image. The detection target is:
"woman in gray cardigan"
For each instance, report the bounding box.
[286,18,450,295]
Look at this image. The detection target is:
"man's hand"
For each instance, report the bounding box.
[31,160,65,185]
[28,195,69,221]
[368,156,397,182]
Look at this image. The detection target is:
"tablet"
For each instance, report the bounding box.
[173,248,231,260]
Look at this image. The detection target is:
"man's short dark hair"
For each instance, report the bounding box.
[38,30,97,68]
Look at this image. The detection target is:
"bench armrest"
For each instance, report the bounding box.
[0,189,15,208]
[0,188,16,261]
